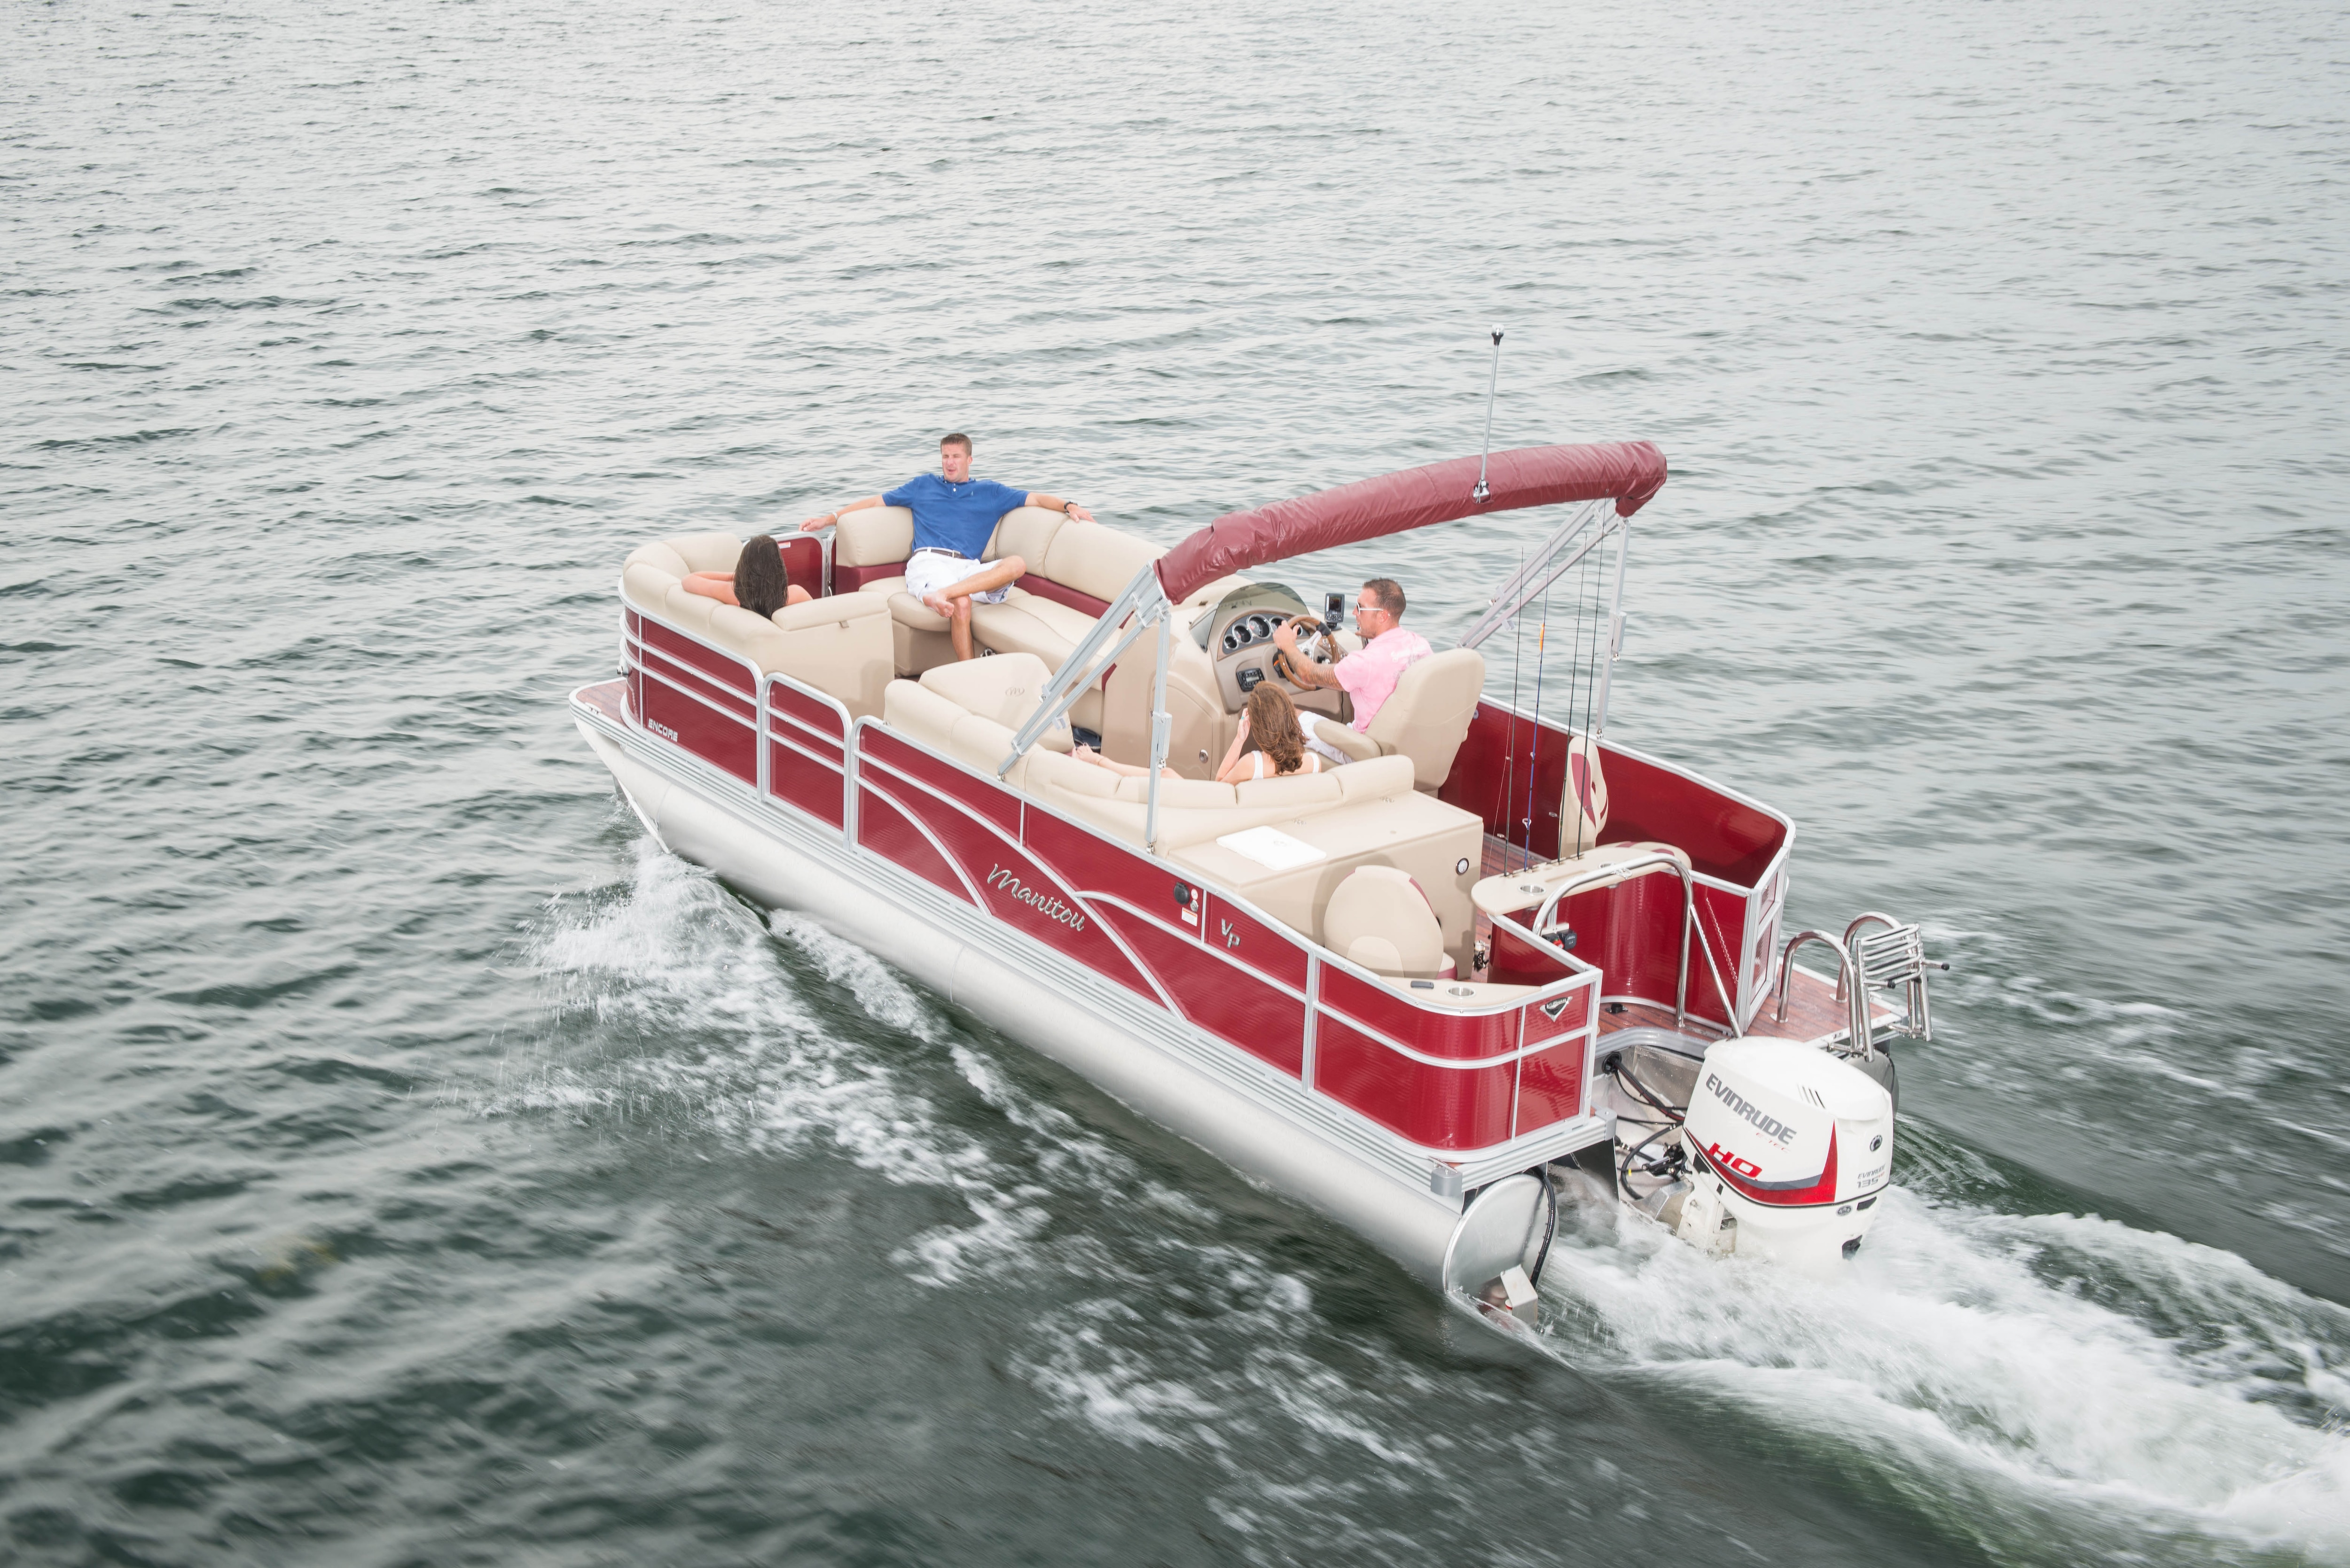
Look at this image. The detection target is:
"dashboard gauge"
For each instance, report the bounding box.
[1214,601,1306,660]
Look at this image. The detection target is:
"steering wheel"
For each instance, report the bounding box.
[1270,616,1337,686]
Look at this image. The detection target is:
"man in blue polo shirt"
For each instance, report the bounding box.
[801,433,1096,662]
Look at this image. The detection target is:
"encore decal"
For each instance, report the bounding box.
[986,866,1088,932]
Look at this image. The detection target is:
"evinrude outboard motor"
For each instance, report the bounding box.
[1670,1039,1894,1269]
[1596,914,1936,1271]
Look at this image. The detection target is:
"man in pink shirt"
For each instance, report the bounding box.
[1270,577,1431,765]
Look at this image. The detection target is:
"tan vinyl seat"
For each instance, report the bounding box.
[875,682,1483,965]
[880,654,1073,772]
[964,593,1104,668]
[1311,647,1488,792]
[622,534,893,719]
[1164,772,1481,969]
[830,507,950,674]
[841,504,1162,692]
[1324,866,1452,979]
[971,519,1163,671]
[834,507,915,571]
[916,652,1073,745]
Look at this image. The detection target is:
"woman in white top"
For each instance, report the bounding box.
[1072,684,1324,785]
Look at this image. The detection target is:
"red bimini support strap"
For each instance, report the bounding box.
[1153,440,1668,605]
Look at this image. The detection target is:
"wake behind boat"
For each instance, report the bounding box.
[570,440,1942,1318]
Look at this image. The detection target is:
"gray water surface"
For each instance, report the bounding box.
[6,0,2350,1562]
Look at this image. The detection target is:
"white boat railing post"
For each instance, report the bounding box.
[1144,614,1174,854]
[1592,508,1629,736]
[1000,564,1167,776]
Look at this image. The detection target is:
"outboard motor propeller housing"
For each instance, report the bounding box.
[1675,1038,1895,1270]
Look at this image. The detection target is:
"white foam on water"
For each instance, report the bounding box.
[505,851,2350,1560]
[489,845,1059,1285]
[1543,1182,2350,1560]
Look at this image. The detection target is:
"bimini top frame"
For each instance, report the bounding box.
[999,439,1671,853]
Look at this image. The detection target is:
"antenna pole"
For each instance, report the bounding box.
[1472,326,1503,502]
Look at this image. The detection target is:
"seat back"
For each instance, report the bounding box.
[1560,732,1609,856]
[834,506,914,567]
[983,506,1069,570]
[917,652,1069,746]
[764,594,893,718]
[1363,647,1487,791]
[1041,524,1162,603]
[1323,866,1449,978]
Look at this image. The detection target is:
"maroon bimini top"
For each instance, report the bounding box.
[1154,440,1668,605]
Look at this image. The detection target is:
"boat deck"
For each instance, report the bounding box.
[1476,834,1886,1048]
[578,678,628,725]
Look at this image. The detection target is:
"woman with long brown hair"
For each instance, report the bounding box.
[682,534,812,619]
[1072,682,1324,784]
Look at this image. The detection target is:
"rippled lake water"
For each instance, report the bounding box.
[6,0,2349,1561]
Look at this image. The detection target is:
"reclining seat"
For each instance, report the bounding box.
[1324,866,1456,980]
[1311,648,1488,793]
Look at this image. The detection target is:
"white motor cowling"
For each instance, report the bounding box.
[1673,1038,1895,1271]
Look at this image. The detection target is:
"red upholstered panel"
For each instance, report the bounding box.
[1196,894,1310,992]
[861,727,1021,835]
[640,619,756,696]
[1440,702,1786,885]
[1013,574,1112,619]
[832,562,905,595]
[767,737,843,827]
[641,677,756,784]
[778,536,826,598]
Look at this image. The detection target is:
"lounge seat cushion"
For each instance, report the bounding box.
[621,533,895,718]
[888,591,951,633]
[1324,866,1449,978]
[1022,752,1421,855]
[881,655,1075,772]
[968,590,1104,666]
[1041,523,1162,604]
[918,653,1066,739]
[1165,770,1481,958]
[982,506,1071,569]
[834,507,915,567]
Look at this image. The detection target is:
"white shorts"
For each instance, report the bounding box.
[904,550,1010,607]
[1296,710,1355,765]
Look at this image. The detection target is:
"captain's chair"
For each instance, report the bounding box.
[1312,648,1488,793]
[1324,866,1455,980]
